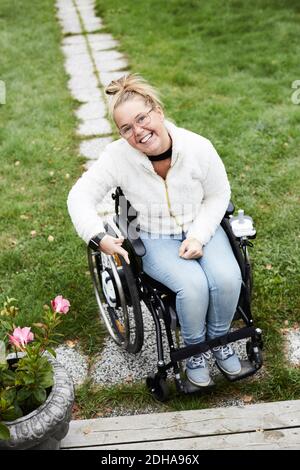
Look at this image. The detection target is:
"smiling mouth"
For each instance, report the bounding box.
[139,132,153,144]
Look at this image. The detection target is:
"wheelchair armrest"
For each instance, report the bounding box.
[225,201,235,217]
[113,215,146,257]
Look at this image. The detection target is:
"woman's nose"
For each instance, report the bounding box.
[132,123,143,137]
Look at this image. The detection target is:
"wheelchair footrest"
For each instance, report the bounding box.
[217,358,262,382]
[181,378,215,394]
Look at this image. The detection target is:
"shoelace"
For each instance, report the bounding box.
[213,344,234,360]
[190,351,211,367]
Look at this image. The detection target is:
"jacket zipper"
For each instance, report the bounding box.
[163,175,183,229]
[146,163,184,229]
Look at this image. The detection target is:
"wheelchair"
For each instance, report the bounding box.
[87,187,263,401]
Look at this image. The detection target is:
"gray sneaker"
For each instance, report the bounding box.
[212,344,241,375]
[186,352,211,387]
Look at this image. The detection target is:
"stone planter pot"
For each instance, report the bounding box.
[0,355,74,450]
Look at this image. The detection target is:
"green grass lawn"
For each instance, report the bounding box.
[0,0,106,354]
[1,0,300,418]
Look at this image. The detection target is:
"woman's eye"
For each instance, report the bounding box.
[123,126,131,134]
[137,114,146,124]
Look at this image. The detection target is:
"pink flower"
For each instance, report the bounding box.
[9,327,34,349]
[51,295,70,314]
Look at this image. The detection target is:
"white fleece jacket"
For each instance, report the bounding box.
[67,120,230,246]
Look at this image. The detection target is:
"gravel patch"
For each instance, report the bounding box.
[98,404,163,418]
[55,345,89,386]
[285,328,300,365]
[90,304,168,385]
[91,302,249,385]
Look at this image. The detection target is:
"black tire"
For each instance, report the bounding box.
[233,251,253,321]
[246,340,263,368]
[87,247,144,353]
[146,374,170,402]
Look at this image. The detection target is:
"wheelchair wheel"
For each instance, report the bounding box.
[146,373,170,402]
[87,247,144,353]
[246,340,263,369]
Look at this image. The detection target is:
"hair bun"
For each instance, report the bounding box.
[105,80,121,95]
[105,74,163,116]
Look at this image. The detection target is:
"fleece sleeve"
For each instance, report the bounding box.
[67,151,118,244]
[186,142,231,246]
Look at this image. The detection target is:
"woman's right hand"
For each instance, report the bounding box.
[99,235,130,264]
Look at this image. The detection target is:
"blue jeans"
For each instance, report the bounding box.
[139,225,242,345]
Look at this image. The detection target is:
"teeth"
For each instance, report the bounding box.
[140,133,152,143]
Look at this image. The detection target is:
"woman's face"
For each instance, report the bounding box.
[113,97,171,156]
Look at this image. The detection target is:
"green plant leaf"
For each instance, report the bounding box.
[47,348,56,358]
[1,388,16,406]
[17,388,32,403]
[33,388,46,405]
[1,403,22,421]
[0,369,15,387]
[0,422,10,440]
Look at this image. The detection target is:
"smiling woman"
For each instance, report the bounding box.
[67,73,243,388]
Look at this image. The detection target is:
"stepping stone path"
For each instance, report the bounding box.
[55,0,132,385]
[56,0,129,211]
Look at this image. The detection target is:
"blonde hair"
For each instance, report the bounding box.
[105,73,163,116]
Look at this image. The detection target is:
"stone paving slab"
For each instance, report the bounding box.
[86,33,117,44]
[61,20,82,35]
[68,75,101,95]
[56,10,77,20]
[94,56,128,73]
[77,117,112,137]
[75,0,95,6]
[99,71,129,87]
[82,19,103,33]
[79,137,113,160]
[56,0,74,7]
[76,0,95,5]
[93,49,125,63]
[62,35,86,46]
[75,100,107,121]
[88,35,119,52]
[62,43,89,57]
[65,53,94,69]
[66,68,96,84]
[68,86,102,103]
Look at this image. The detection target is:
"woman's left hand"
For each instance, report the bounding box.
[179,238,203,259]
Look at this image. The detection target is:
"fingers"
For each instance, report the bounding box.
[181,249,195,259]
[178,239,189,257]
[181,250,200,259]
[115,246,130,265]
[179,238,203,259]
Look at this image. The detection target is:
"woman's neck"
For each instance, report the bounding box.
[147,146,172,162]
[147,133,172,161]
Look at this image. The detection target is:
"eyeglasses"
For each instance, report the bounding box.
[119,107,154,139]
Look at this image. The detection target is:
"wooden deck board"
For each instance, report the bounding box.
[61,400,300,450]
[69,428,300,450]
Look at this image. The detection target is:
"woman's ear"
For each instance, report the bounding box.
[155,106,165,121]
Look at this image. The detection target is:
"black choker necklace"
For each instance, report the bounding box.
[147,146,172,162]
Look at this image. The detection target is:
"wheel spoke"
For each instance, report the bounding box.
[87,245,144,353]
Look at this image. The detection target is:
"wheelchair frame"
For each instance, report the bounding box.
[88,187,263,401]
